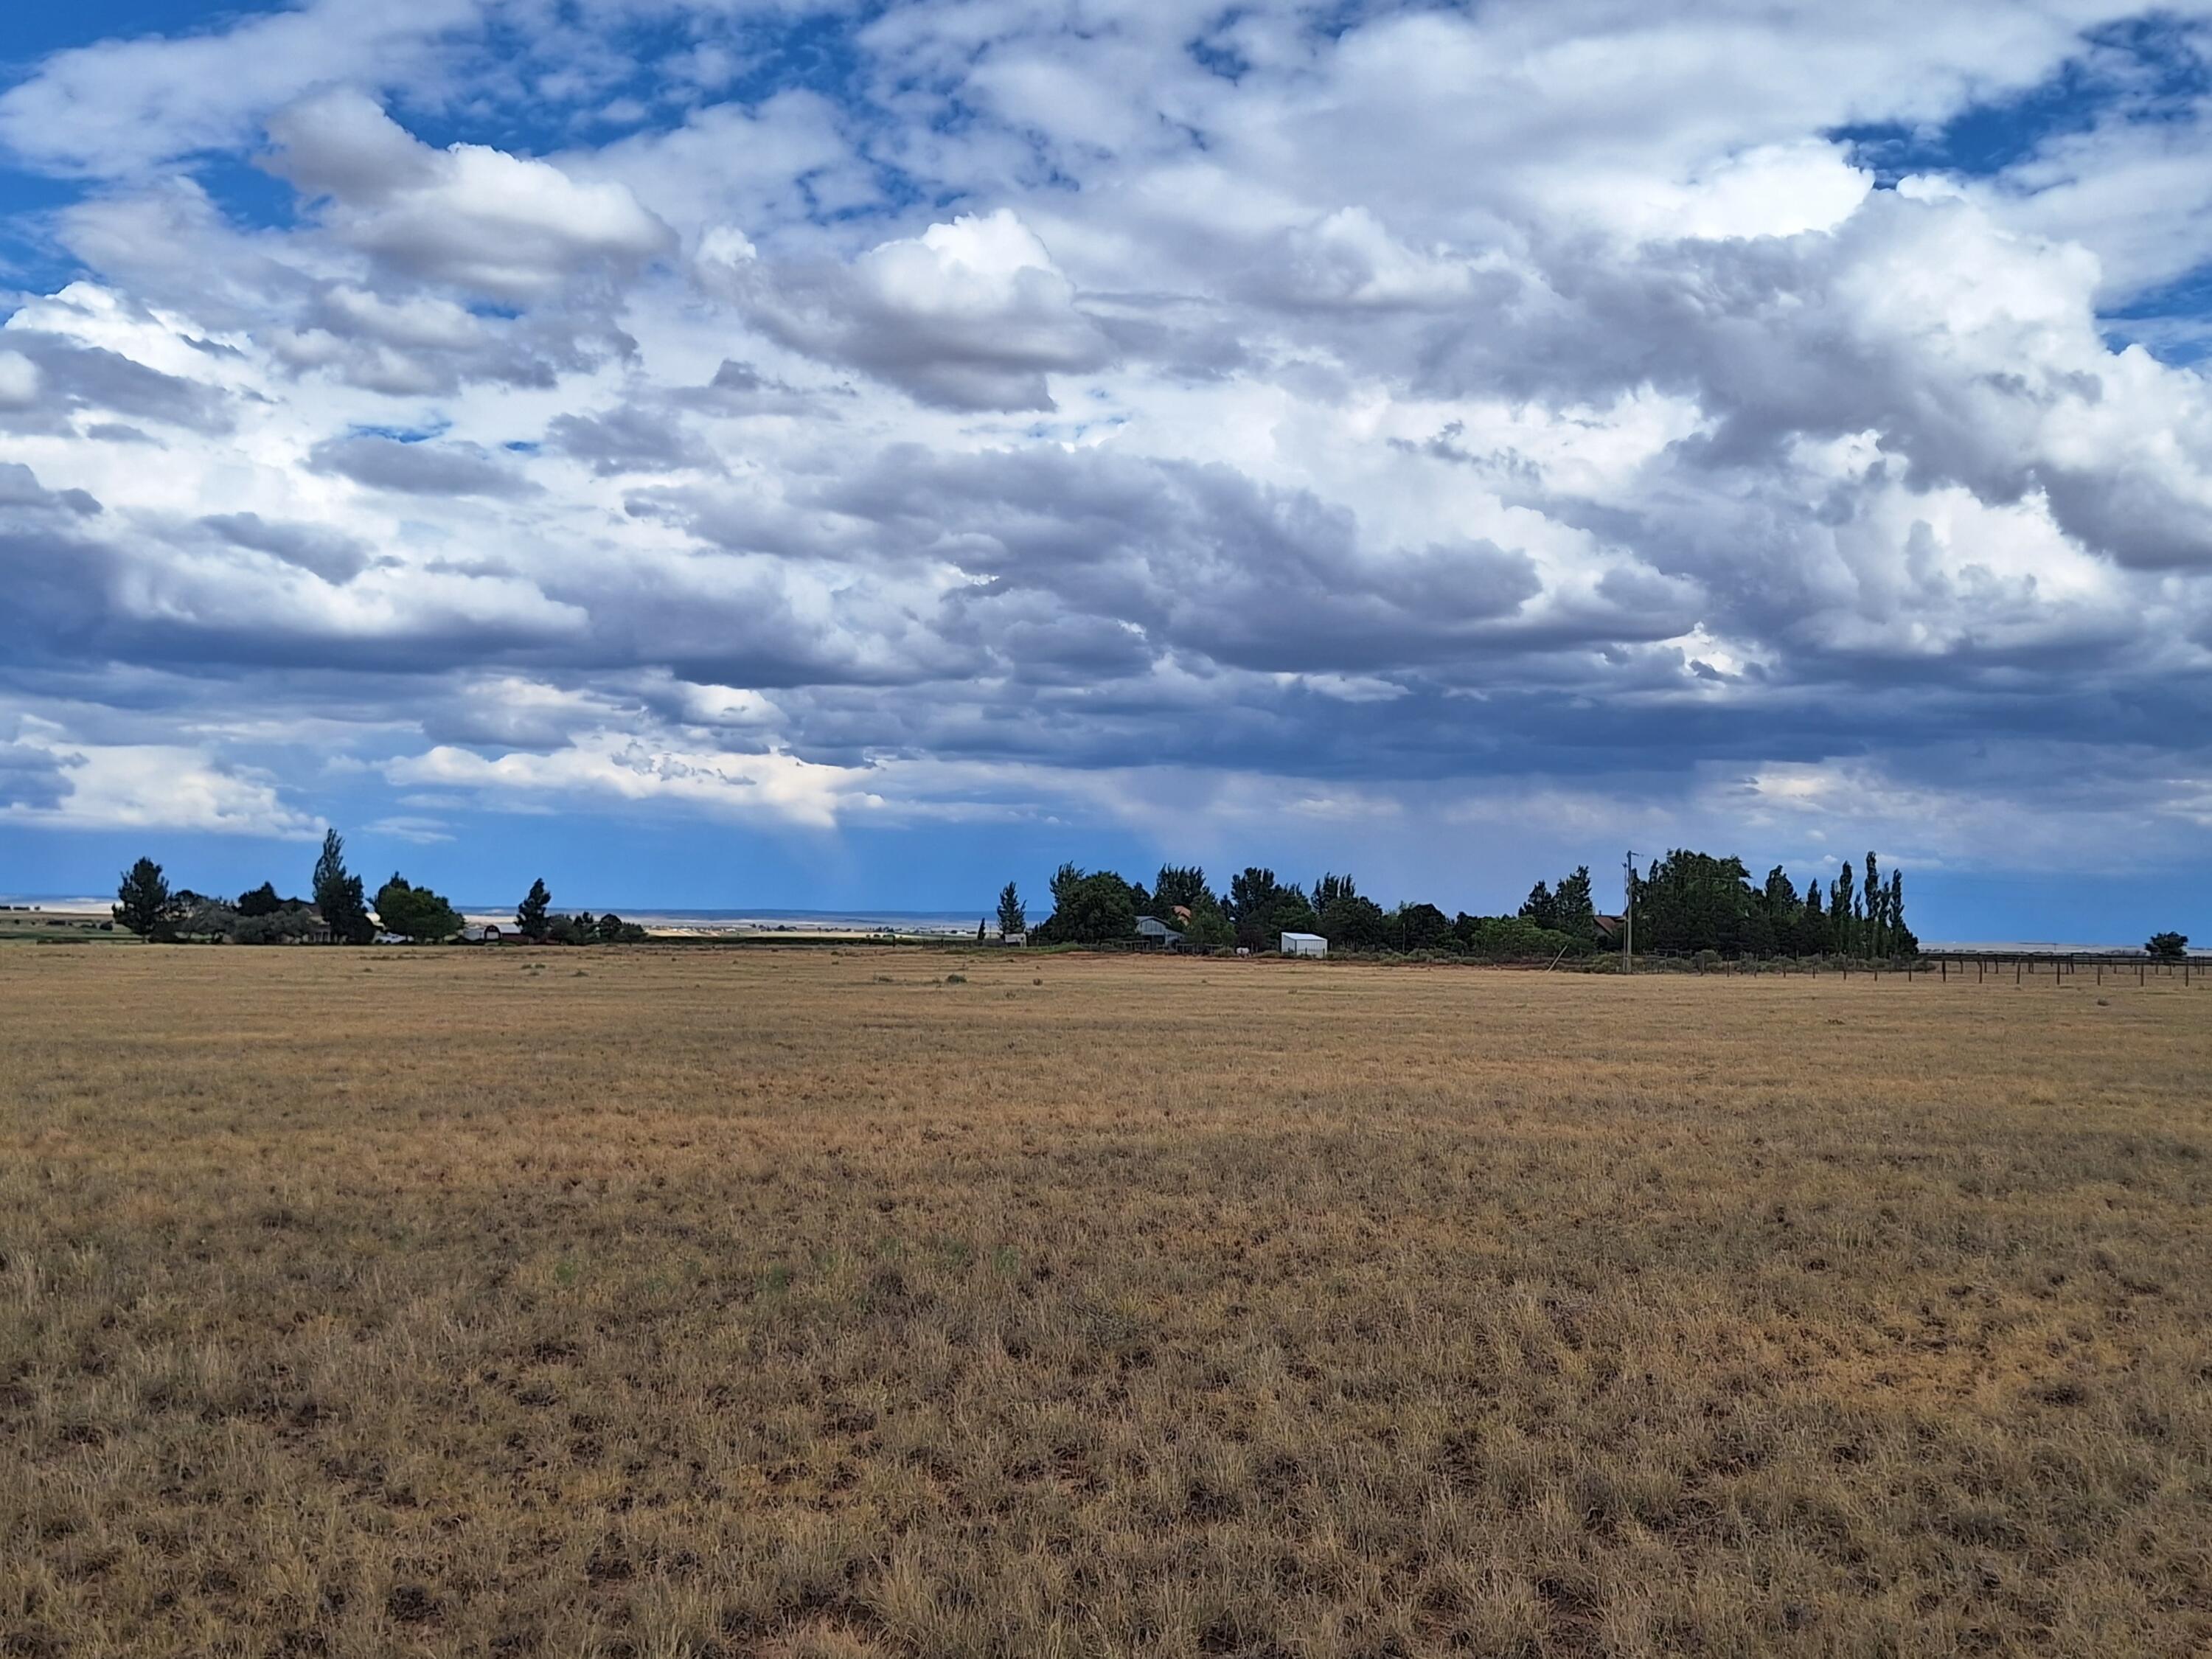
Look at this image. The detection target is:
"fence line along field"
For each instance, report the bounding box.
[3,947,2208,1658]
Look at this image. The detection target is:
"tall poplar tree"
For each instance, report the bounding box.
[1796,877,1828,955]
[312,830,374,945]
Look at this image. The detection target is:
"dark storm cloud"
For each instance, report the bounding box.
[202,512,378,583]
[0,333,230,435]
[0,740,74,810]
[812,445,1543,672]
[545,403,715,477]
[0,462,101,518]
[306,434,537,498]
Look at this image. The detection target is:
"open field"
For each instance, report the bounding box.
[0,908,124,945]
[3,948,2209,1658]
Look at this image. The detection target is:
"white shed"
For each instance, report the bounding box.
[1280,931,1328,957]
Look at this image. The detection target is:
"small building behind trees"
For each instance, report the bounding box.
[1281,931,1328,957]
[1135,915,1185,949]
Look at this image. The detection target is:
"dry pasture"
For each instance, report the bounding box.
[2,945,2209,1658]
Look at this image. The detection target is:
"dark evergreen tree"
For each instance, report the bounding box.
[1761,866,1797,915]
[515,877,552,942]
[1886,869,1916,958]
[1519,880,1559,930]
[996,882,1026,937]
[1152,866,1214,912]
[114,856,181,939]
[236,881,285,917]
[1393,901,1456,953]
[1552,867,1598,939]
[2146,931,2189,960]
[1795,877,1829,955]
[312,830,374,945]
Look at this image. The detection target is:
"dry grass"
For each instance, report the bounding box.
[3,946,2209,1658]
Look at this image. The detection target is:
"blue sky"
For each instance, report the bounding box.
[1,0,2209,941]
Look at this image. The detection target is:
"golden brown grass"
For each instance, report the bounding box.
[3,946,2209,1658]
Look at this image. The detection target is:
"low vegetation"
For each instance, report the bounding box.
[4,948,2208,1656]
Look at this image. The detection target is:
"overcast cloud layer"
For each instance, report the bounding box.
[1,0,2210,918]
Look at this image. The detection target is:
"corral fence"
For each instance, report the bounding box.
[1640,950,2200,986]
[1916,953,2199,987]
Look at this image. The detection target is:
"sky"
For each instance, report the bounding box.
[0,0,2208,939]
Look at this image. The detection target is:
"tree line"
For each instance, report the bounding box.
[111,832,644,945]
[995,847,1936,961]
[102,834,2192,961]
[1622,850,1918,960]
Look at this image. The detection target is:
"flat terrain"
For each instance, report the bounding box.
[2,948,2208,1658]
[0,908,125,945]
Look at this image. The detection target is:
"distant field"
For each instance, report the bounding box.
[3,948,2208,1657]
[0,908,123,945]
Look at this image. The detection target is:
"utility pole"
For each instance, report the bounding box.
[1623,851,1635,974]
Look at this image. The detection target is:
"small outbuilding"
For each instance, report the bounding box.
[1135,915,1185,949]
[462,923,504,944]
[1280,931,1328,957]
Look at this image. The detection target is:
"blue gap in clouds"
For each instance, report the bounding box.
[2101,263,2212,364]
[386,3,926,228]
[0,156,299,302]
[0,0,296,69]
[0,1,305,298]
[392,7,871,155]
[0,173,82,297]
[1832,13,2211,184]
